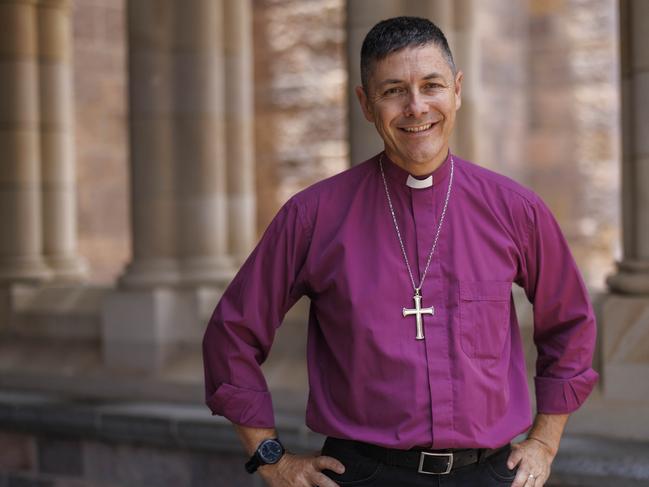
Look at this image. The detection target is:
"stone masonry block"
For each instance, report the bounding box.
[37,437,83,477]
[84,441,191,487]
[98,414,173,448]
[6,474,53,487]
[101,289,178,371]
[189,452,253,487]
[600,294,649,401]
[101,286,219,370]
[52,479,110,487]
[0,432,36,470]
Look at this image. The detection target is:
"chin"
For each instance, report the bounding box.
[407,152,440,167]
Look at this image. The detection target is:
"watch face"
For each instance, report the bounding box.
[258,439,284,464]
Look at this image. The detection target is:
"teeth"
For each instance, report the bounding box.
[403,123,433,133]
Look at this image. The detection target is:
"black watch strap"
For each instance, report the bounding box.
[244,454,261,474]
[245,438,285,474]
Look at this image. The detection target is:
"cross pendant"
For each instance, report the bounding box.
[402,290,434,340]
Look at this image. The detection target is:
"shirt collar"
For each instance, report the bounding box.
[379,151,453,189]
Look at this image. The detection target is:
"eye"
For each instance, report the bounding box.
[423,82,443,90]
[384,86,405,96]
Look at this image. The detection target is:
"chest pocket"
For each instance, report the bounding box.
[459,281,512,359]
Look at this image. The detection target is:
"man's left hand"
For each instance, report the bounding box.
[506,438,556,487]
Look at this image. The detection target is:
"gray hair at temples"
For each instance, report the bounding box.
[360,16,457,90]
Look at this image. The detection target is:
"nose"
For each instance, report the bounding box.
[404,91,428,118]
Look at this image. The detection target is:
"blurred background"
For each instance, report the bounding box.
[1,0,648,486]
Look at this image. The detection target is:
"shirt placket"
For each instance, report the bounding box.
[411,184,454,448]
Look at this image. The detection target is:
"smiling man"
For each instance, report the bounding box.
[355,35,461,178]
[202,17,598,487]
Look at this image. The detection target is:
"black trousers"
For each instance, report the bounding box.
[321,437,519,486]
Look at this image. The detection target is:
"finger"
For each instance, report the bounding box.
[522,473,538,487]
[312,471,340,487]
[511,468,532,487]
[507,450,522,470]
[314,455,346,474]
[535,472,549,487]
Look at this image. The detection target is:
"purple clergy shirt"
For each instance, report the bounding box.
[202,152,599,450]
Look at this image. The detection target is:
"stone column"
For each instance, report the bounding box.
[173,0,233,285]
[120,0,234,288]
[600,0,649,400]
[118,0,179,288]
[37,0,86,280]
[103,0,236,370]
[448,0,476,162]
[224,0,256,265]
[0,0,50,282]
[607,0,649,294]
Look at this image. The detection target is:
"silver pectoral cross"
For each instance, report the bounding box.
[402,290,434,340]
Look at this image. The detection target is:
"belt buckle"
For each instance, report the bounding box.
[418,452,454,475]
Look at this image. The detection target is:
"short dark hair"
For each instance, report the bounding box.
[360,16,456,90]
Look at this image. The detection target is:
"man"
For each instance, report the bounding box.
[202,16,598,487]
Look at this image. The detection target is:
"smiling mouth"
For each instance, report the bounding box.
[399,122,437,133]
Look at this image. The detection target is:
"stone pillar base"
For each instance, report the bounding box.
[606,260,649,294]
[0,283,43,331]
[100,286,222,371]
[45,255,88,282]
[118,258,234,289]
[0,258,52,284]
[179,256,235,286]
[5,283,107,341]
[117,259,180,289]
[600,293,649,401]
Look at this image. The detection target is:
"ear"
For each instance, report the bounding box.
[355,85,375,123]
[454,70,464,110]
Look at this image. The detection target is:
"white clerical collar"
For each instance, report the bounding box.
[406,174,433,189]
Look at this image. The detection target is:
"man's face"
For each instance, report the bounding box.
[356,44,463,174]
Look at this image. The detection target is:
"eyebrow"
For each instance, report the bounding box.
[378,72,446,87]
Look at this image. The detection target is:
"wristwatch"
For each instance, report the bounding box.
[245,438,285,473]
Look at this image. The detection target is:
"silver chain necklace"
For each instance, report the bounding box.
[378,153,455,340]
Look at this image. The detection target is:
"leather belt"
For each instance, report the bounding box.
[339,438,509,475]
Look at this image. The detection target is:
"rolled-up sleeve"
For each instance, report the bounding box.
[202,197,312,427]
[520,194,599,414]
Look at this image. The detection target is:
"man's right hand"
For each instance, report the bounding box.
[258,451,346,487]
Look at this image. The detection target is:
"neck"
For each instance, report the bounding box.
[385,150,449,177]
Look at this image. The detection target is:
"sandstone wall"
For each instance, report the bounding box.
[527,0,619,287]
[252,0,347,232]
[73,0,129,284]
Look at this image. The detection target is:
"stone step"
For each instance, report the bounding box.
[0,390,647,487]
